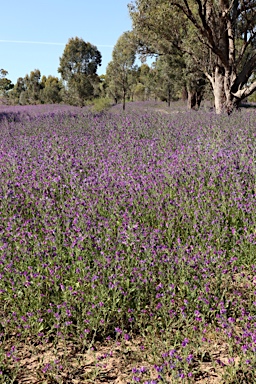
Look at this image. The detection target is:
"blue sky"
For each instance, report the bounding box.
[0,0,134,84]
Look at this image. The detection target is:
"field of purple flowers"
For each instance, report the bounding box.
[0,103,256,383]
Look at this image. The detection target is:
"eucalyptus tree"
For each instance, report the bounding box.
[0,69,13,98]
[105,64,122,104]
[12,69,42,105]
[136,64,150,100]
[40,76,63,104]
[8,77,25,104]
[153,55,194,107]
[136,63,162,101]
[129,0,256,114]
[58,37,102,106]
[106,31,137,110]
[23,69,42,104]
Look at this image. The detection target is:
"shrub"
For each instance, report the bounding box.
[91,97,112,112]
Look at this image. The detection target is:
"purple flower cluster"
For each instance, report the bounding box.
[0,104,256,379]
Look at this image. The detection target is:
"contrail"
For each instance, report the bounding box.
[0,39,114,47]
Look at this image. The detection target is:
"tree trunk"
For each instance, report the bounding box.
[122,90,126,111]
[187,90,197,110]
[167,87,171,107]
[212,66,226,114]
[197,93,203,109]
[182,86,188,102]
[211,66,239,114]
[187,89,204,110]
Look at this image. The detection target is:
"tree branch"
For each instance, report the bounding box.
[204,70,214,87]
[236,30,256,67]
[232,80,256,99]
[233,52,256,90]
[171,0,229,66]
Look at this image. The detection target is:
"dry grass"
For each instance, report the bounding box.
[2,330,247,383]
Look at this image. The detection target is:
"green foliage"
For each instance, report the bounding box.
[9,69,43,105]
[248,94,256,103]
[153,56,177,105]
[129,1,207,107]
[129,0,256,112]
[106,31,137,110]
[8,77,25,105]
[8,72,63,105]
[137,64,160,100]
[132,82,146,100]
[23,69,42,104]
[91,97,112,112]
[0,69,13,97]
[58,37,102,80]
[58,37,102,106]
[105,68,122,104]
[40,76,63,104]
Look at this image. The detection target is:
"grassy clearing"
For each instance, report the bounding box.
[0,102,255,383]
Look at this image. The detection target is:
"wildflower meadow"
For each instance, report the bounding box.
[0,102,255,383]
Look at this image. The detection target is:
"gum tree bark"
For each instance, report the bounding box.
[129,0,256,114]
[175,0,256,113]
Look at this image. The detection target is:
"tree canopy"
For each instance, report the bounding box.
[106,31,137,110]
[129,0,256,113]
[58,37,102,106]
[0,69,13,97]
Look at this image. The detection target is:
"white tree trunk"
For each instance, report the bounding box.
[212,67,226,114]
[208,66,236,114]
